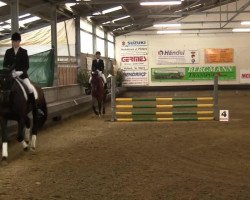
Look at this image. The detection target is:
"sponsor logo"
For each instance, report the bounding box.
[241,73,250,79]
[158,50,185,56]
[122,41,147,46]
[121,56,147,62]
[124,72,147,77]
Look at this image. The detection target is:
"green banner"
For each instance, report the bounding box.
[0,50,54,87]
[151,66,236,82]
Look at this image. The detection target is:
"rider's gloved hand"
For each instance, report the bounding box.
[12,70,23,78]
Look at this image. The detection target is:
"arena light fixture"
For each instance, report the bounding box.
[157,30,182,34]
[232,28,250,32]
[140,1,182,6]
[103,6,122,14]
[19,13,31,19]
[0,1,6,7]
[93,6,122,15]
[19,16,40,25]
[153,23,181,27]
[112,15,130,23]
[241,21,250,25]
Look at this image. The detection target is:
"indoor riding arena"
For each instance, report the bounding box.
[1,0,250,200]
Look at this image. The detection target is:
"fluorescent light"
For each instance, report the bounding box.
[175,9,182,13]
[140,1,182,6]
[241,21,250,25]
[232,28,250,32]
[20,16,40,25]
[102,21,111,25]
[189,3,201,9]
[65,3,76,8]
[157,30,182,34]
[0,1,7,7]
[2,24,11,29]
[122,24,133,29]
[103,6,122,14]
[93,12,101,15]
[0,27,4,31]
[112,15,130,22]
[154,23,181,27]
[19,13,31,19]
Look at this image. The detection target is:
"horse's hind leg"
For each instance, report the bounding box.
[98,100,102,117]
[1,118,8,162]
[17,119,29,151]
[102,94,106,115]
[24,116,31,144]
[92,104,98,115]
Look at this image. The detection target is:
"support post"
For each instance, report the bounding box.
[51,5,58,86]
[75,16,81,66]
[10,0,19,34]
[111,76,116,122]
[92,24,97,54]
[213,74,219,121]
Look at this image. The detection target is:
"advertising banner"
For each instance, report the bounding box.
[157,49,199,64]
[240,69,250,83]
[205,48,234,63]
[120,40,148,70]
[123,70,149,86]
[151,66,236,82]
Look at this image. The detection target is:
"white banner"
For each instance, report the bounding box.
[240,69,250,83]
[157,49,199,64]
[120,40,148,70]
[123,70,149,86]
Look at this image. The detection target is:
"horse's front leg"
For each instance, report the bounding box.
[1,118,8,162]
[92,99,98,115]
[102,94,106,115]
[98,100,102,117]
[17,119,29,151]
[24,116,31,144]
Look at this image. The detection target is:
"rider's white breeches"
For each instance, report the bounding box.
[20,78,33,93]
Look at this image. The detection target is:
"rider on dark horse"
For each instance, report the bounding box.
[3,32,37,122]
[89,51,107,91]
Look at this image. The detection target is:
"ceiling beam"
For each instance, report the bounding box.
[102,20,243,27]
[90,10,250,19]
[222,0,250,28]
[0,2,51,22]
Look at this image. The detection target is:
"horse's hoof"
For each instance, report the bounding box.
[102,110,105,115]
[1,157,8,166]
[23,147,29,152]
[30,147,36,152]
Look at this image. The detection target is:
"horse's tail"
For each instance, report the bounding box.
[37,88,48,129]
[37,92,47,129]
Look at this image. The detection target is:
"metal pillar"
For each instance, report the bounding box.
[10,0,19,34]
[75,16,81,66]
[111,76,116,122]
[92,24,97,54]
[51,5,58,86]
[213,74,219,121]
[104,32,108,58]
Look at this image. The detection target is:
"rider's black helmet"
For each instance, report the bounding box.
[11,32,21,41]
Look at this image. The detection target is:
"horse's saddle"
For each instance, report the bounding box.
[15,78,38,101]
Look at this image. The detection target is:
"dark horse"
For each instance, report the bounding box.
[0,68,47,162]
[90,71,106,116]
